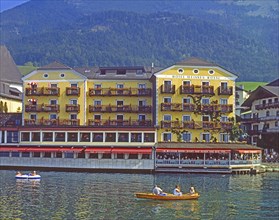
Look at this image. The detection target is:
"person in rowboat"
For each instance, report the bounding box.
[173,185,182,196]
[189,186,196,194]
[152,185,165,195]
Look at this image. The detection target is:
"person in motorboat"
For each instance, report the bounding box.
[30,171,37,176]
[16,171,22,176]
[173,185,182,196]
[189,186,196,194]
[152,185,166,195]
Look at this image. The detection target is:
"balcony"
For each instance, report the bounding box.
[160,120,195,129]
[255,102,279,110]
[218,86,233,95]
[66,87,80,96]
[88,88,152,96]
[161,103,196,112]
[180,85,214,95]
[65,104,80,113]
[220,122,233,130]
[89,105,152,113]
[161,85,175,94]
[201,104,219,113]
[25,104,60,112]
[24,119,80,126]
[25,87,60,96]
[220,104,233,113]
[87,119,152,127]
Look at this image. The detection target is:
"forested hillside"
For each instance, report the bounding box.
[0,0,278,81]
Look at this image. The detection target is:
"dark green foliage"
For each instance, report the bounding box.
[0,0,278,81]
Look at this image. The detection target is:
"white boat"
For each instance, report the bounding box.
[15,173,41,179]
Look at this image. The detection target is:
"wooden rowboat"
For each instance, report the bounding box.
[135,192,200,200]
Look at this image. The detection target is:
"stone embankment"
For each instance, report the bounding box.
[260,163,279,172]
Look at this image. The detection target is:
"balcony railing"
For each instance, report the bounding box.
[88,105,152,113]
[88,88,152,96]
[87,119,152,127]
[66,87,80,96]
[180,85,214,95]
[160,120,231,130]
[218,86,233,95]
[201,104,233,113]
[161,103,196,112]
[65,104,80,113]
[25,104,60,112]
[255,102,279,110]
[24,119,80,126]
[25,87,60,96]
[161,85,175,94]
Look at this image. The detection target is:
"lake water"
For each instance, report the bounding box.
[0,170,278,220]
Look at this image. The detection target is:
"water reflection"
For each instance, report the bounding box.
[0,170,278,220]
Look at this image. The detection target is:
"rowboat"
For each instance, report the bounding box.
[15,174,41,180]
[135,192,200,200]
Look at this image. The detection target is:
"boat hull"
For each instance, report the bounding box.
[135,193,200,200]
[15,175,41,180]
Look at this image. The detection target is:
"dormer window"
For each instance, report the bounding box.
[117,70,126,75]
[100,70,106,75]
[136,69,143,75]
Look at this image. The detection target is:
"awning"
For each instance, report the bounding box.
[85,148,112,153]
[238,150,262,153]
[0,147,83,153]
[112,148,152,154]
[156,148,231,153]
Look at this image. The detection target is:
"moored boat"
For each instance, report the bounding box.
[15,173,41,180]
[135,192,200,200]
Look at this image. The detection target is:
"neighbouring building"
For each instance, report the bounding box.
[241,79,279,151]
[0,45,22,113]
[235,85,250,116]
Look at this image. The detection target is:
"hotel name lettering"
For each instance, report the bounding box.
[172,75,220,80]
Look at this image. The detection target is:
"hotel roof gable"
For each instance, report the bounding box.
[22,61,87,80]
[154,57,238,79]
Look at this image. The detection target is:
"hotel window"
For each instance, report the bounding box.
[80,132,90,142]
[220,99,228,105]
[220,82,228,89]
[144,133,155,142]
[70,114,77,120]
[71,83,78,88]
[164,115,172,121]
[94,84,102,95]
[30,114,37,120]
[201,98,210,105]
[163,133,172,142]
[164,97,171,103]
[183,98,191,103]
[118,133,129,142]
[7,131,19,143]
[183,115,191,121]
[277,111,279,116]
[70,99,78,105]
[93,133,103,142]
[138,83,146,89]
[163,81,172,92]
[202,133,210,142]
[183,81,191,86]
[55,132,65,142]
[182,132,191,142]
[105,133,116,142]
[202,115,210,122]
[117,84,124,95]
[116,115,124,126]
[31,132,40,142]
[139,115,146,121]
[21,132,30,142]
[220,133,229,143]
[221,116,228,122]
[131,133,142,142]
[43,132,53,142]
[50,99,57,105]
[50,114,57,120]
[68,132,78,142]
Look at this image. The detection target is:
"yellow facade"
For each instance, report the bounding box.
[21,58,237,143]
[154,60,237,143]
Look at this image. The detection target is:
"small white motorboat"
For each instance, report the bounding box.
[15,173,41,180]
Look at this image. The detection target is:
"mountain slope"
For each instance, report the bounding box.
[0,0,278,81]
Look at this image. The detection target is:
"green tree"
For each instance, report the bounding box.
[4,102,8,113]
[0,101,3,113]
[230,124,244,142]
